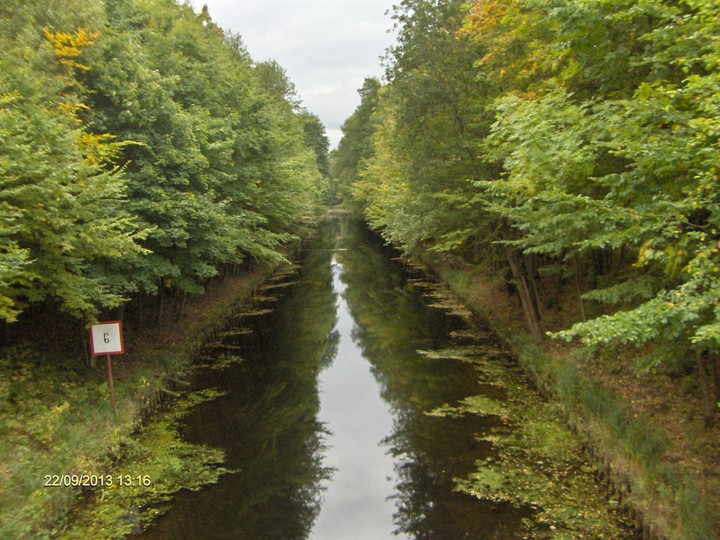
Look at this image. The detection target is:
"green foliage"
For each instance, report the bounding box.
[338,2,720,533]
[331,77,382,203]
[300,110,331,182]
[0,13,148,321]
[342,0,720,410]
[0,0,329,322]
[60,389,231,539]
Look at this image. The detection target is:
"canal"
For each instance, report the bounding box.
[136,213,634,539]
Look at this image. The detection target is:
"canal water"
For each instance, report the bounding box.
[137,214,632,539]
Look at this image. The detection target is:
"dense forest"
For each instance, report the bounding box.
[0,0,330,331]
[332,1,719,536]
[334,0,720,423]
[3,0,720,537]
[1,1,330,536]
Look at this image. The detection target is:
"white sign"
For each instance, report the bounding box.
[90,321,125,355]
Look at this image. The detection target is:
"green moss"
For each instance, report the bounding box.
[426,395,510,420]
[59,389,232,539]
[195,353,245,371]
[457,412,632,538]
[425,340,634,538]
[416,345,507,362]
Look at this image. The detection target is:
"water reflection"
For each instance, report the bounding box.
[138,215,530,539]
[329,218,529,539]
[310,257,404,539]
[138,223,340,539]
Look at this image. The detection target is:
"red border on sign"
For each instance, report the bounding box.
[89,321,125,356]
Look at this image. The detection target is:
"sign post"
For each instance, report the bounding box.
[90,321,125,414]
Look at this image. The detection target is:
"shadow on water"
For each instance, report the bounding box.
[135,222,341,539]
[137,214,628,539]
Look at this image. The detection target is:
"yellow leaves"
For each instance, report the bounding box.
[78,132,111,147]
[461,0,551,86]
[43,27,99,71]
[464,6,515,68]
[56,100,89,119]
[78,132,117,164]
[0,91,21,106]
[634,241,655,268]
[77,134,143,166]
[462,0,514,38]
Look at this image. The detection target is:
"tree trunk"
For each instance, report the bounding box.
[697,351,720,428]
[506,248,544,343]
[138,290,146,331]
[156,281,165,323]
[81,322,95,369]
[175,290,187,321]
[527,254,543,322]
[574,255,587,322]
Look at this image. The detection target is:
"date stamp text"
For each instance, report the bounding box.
[44,474,152,488]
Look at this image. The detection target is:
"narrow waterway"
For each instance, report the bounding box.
[136,213,633,539]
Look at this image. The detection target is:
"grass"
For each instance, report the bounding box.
[514,340,718,539]
[0,344,144,538]
[0,261,290,538]
[58,388,232,539]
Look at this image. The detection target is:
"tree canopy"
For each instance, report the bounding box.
[0,0,329,324]
[336,0,720,418]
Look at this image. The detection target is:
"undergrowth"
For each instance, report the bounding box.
[0,263,283,538]
[58,389,232,539]
[517,340,715,539]
[0,344,145,538]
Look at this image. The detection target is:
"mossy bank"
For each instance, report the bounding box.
[434,263,719,540]
[0,258,299,539]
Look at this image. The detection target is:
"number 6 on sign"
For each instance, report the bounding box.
[90,322,124,355]
[89,321,125,415]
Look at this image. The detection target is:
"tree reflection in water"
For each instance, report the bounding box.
[137,220,341,539]
[139,215,532,539]
[331,216,532,539]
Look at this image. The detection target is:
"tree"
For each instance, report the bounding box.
[0,7,147,323]
[0,0,328,327]
[347,0,720,390]
[80,0,325,309]
[332,78,382,203]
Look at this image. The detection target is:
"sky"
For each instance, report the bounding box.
[195,0,398,149]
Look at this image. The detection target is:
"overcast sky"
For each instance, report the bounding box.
[195,0,397,149]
